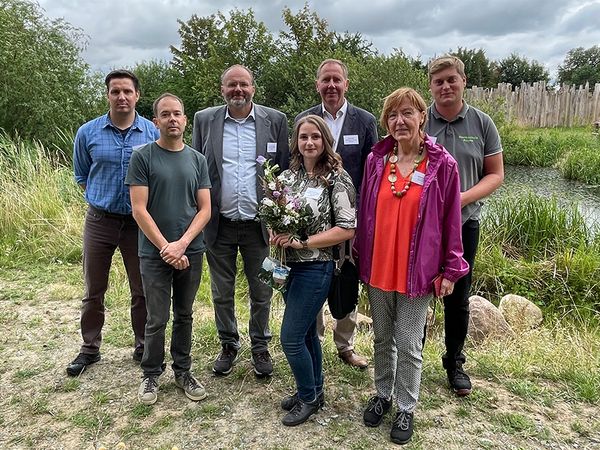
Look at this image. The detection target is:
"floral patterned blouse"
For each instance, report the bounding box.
[278,167,356,262]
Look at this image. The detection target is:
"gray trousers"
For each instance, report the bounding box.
[140,253,203,377]
[206,218,272,353]
[368,286,431,412]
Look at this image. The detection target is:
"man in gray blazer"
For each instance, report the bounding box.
[296,59,378,369]
[192,64,289,378]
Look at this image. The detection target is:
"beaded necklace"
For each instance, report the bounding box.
[387,141,424,198]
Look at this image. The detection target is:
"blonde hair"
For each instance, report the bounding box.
[428,55,466,81]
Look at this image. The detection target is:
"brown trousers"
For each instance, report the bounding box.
[79,206,146,354]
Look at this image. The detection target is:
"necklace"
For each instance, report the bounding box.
[388,142,424,198]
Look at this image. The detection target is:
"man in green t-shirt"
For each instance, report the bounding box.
[126,93,212,405]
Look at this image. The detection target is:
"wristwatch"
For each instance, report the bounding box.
[300,237,309,249]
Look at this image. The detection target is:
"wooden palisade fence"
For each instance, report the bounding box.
[465,82,600,128]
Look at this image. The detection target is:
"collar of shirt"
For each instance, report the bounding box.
[430,101,469,123]
[101,111,144,131]
[225,104,256,124]
[321,100,348,121]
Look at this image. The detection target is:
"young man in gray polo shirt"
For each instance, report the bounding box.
[425,55,504,396]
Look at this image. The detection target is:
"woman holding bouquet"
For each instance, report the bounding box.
[354,88,469,445]
[271,115,356,427]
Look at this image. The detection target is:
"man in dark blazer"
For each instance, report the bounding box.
[192,64,289,378]
[296,59,378,369]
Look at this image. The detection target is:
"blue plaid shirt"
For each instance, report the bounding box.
[73,112,159,214]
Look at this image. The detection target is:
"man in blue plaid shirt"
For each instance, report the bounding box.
[68,69,159,376]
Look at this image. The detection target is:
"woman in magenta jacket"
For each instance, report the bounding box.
[353,87,468,445]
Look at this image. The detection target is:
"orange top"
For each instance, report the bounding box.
[370,155,428,293]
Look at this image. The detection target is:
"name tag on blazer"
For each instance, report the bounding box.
[267,142,277,153]
[343,134,359,145]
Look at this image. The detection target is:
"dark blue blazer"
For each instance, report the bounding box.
[295,103,378,191]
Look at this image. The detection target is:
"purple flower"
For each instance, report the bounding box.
[273,191,281,198]
[256,155,267,165]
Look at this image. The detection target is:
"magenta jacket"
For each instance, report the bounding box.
[354,134,469,298]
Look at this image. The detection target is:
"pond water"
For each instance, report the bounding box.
[489,165,600,230]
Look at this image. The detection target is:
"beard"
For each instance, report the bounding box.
[225,94,252,109]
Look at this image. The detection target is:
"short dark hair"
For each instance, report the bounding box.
[104,69,140,92]
[152,93,185,117]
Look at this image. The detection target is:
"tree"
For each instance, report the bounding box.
[450,47,497,88]
[129,60,181,120]
[0,0,103,149]
[558,46,600,88]
[170,9,276,114]
[496,53,549,87]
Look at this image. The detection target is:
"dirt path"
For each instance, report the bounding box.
[0,269,598,449]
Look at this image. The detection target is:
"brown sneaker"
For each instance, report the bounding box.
[338,350,368,369]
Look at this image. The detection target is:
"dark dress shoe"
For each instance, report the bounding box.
[339,350,368,369]
[66,352,101,376]
[281,390,325,411]
[281,398,319,426]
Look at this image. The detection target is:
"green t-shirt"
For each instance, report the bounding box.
[126,142,211,257]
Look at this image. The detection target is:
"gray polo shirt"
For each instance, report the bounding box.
[426,101,502,223]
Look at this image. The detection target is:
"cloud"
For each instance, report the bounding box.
[37,0,600,78]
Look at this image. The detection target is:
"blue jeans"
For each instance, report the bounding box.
[139,253,203,377]
[281,261,334,402]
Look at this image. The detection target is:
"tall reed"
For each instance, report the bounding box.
[0,133,84,265]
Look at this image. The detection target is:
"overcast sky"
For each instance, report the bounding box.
[38,0,600,80]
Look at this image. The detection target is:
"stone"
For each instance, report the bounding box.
[467,295,514,344]
[499,294,543,331]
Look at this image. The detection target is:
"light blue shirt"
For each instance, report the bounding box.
[221,106,258,220]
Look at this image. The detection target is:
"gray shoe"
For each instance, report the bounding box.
[138,376,159,405]
[174,372,207,401]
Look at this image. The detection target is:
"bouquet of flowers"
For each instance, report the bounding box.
[256,156,312,291]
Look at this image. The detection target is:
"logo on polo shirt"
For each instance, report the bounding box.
[459,135,479,143]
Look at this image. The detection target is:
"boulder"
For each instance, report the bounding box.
[499,294,543,331]
[467,295,514,344]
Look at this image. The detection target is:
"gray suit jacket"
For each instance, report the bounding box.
[192,103,289,247]
[295,103,378,191]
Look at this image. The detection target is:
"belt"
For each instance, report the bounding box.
[220,214,257,224]
[89,205,132,219]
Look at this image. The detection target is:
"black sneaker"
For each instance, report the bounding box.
[66,352,101,376]
[363,395,391,427]
[132,347,144,362]
[281,398,319,426]
[281,390,325,411]
[390,410,414,445]
[447,363,472,396]
[251,350,273,377]
[213,344,238,376]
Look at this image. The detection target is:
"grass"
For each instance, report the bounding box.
[1,129,600,449]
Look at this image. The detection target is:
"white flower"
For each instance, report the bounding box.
[268,182,277,190]
[262,198,275,207]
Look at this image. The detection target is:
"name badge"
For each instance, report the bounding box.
[411,171,425,185]
[305,187,324,200]
[267,142,277,153]
[343,134,359,145]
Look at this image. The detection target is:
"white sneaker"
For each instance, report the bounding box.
[174,372,207,401]
[138,376,159,405]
